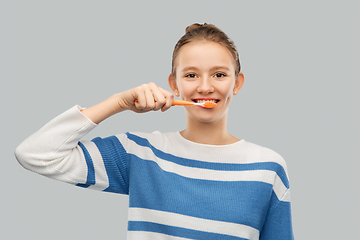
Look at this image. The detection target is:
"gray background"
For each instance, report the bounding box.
[1,1,359,239]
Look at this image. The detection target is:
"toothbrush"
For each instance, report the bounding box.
[172,100,217,108]
[135,99,217,108]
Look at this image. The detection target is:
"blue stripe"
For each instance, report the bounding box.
[128,155,271,230]
[91,136,129,195]
[76,142,95,188]
[260,199,294,239]
[128,221,248,240]
[126,132,289,188]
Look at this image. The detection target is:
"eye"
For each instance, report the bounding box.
[185,73,197,78]
[214,72,226,78]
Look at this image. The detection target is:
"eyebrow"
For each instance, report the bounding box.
[180,66,231,72]
[180,66,198,72]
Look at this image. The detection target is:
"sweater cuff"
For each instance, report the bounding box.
[75,105,98,126]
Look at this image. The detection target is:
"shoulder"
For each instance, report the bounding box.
[240,141,291,193]
[240,140,288,171]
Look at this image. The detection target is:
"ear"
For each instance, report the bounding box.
[233,72,245,95]
[168,74,179,96]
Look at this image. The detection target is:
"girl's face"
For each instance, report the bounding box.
[169,40,244,125]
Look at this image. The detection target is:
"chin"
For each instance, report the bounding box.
[188,111,226,124]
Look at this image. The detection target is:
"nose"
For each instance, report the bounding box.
[197,77,214,94]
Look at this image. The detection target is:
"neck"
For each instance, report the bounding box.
[181,115,239,145]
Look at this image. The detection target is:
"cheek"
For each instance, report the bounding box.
[219,82,235,98]
[177,81,195,98]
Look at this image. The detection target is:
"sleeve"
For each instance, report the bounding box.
[14,105,130,195]
[259,189,294,240]
[259,160,294,240]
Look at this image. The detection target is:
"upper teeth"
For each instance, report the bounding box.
[196,100,217,103]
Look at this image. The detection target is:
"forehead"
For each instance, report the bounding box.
[176,41,235,71]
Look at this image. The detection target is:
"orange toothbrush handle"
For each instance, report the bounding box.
[135,99,194,106]
[172,100,194,106]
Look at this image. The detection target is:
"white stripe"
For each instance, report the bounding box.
[273,174,290,202]
[133,132,287,167]
[281,189,291,202]
[129,207,260,240]
[80,141,109,191]
[127,231,190,240]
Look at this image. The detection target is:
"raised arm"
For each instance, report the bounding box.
[15,82,173,187]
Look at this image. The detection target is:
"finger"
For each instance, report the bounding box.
[149,83,166,111]
[159,87,174,112]
[134,85,147,109]
[143,84,156,109]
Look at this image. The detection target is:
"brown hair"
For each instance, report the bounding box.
[171,23,241,77]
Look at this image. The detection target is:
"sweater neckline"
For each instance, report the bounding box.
[173,131,245,148]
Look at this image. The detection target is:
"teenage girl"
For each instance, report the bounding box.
[15,23,294,240]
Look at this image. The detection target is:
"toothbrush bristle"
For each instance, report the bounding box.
[203,101,217,108]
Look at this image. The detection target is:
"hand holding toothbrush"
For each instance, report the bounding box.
[81,82,216,124]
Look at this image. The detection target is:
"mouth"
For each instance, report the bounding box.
[192,98,220,104]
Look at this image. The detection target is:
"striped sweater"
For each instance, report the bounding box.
[15,106,294,240]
